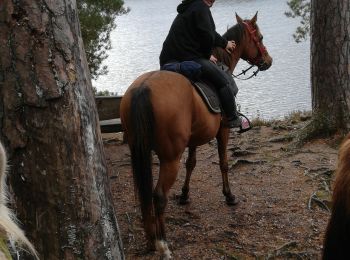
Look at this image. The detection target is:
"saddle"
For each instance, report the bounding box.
[161,61,231,114]
[192,62,235,114]
[161,62,252,132]
[192,81,221,114]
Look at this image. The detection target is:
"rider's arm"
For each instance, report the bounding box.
[214,32,227,48]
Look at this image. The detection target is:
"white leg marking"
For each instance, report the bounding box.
[156,240,172,259]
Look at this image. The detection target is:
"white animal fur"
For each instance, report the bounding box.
[156,240,172,259]
[0,142,39,259]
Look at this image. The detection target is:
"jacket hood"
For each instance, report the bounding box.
[177,0,199,13]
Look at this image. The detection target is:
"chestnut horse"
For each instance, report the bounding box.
[120,13,273,258]
[323,134,350,259]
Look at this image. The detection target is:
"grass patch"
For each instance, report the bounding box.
[284,110,312,124]
[250,110,312,127]
[251,117,275,127]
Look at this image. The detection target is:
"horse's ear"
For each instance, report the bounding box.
[250,11,258,25]
[235,13,243,23]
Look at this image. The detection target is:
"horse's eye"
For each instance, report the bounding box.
[260,36,264,41]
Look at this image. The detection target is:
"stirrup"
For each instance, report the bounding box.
[237,113,252,133]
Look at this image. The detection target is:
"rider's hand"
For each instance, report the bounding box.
[225,40,236,54]
[210,55,218,64]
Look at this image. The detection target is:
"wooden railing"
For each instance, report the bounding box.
[95,96,123,133]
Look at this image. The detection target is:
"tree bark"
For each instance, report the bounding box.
[0,1,124,259]
[311,0,350,133]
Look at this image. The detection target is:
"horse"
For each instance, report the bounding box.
[120,13,273,258]
[0,142,38,259]
[323,134,350,259]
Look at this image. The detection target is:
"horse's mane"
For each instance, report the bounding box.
[0,142,38,259]
[222,22,245,44]
[213,22,245,67]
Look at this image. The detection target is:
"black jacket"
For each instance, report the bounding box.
[159,0,227,66]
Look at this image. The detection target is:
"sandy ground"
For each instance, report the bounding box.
[103,119,339,259]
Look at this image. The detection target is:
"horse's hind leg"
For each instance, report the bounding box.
[216,128,238,205]
[153,159,180,259]
[179,146,197,204]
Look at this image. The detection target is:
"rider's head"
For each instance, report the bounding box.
[203,0,215,7]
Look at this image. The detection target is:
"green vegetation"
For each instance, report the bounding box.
[77,0,129,79]
[93,87,117,96]
[285,0,310,42]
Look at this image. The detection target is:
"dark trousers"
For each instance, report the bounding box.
[194,58,238,118]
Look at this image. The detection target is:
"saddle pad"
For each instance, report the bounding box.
[193,82,221,114]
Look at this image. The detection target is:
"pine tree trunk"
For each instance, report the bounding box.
[0,1,124,259]
[311,0,350,133]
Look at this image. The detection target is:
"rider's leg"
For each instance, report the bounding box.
[217,87,241,126]
[195,58,241,127]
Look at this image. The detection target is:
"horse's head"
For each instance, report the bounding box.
[236,12,273,71]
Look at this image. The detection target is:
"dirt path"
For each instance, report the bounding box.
[104,120,338,259]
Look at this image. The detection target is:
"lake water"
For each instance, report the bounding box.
[92,0,311,120]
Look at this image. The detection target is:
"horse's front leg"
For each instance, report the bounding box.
[179,146,197,205]
[216,127,238,205]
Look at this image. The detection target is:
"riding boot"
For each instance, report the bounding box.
[218,87,240,128]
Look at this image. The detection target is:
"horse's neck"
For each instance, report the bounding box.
[213,38,243,73]
[213,42,243,73]
[229,45,243,72]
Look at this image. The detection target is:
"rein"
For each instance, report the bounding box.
[232,65,260,80]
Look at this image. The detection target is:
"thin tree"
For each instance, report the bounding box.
[285,0,310,43]
[77,0,129,79]
[0,0,124,258]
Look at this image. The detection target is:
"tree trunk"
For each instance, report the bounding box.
[0,1,124,259]
[311,0,350,133]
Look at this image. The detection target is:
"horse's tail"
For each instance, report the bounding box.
[129,85,155,233]
[323,134,350,259]
[0,142,39,259]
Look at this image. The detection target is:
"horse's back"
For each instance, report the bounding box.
[121,71,195,157]
[121,71,193,124]
[122,70,191,102]
[120,71,221,158]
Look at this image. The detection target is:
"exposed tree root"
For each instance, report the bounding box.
[289,113,335,148]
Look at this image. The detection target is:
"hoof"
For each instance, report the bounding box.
[146,241,156,252]
[225,195,239,206]
[178,195,190,205]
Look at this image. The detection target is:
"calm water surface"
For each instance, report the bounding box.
[93,0,311,119]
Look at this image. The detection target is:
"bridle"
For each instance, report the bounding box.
[242,21,267,66]
[233,21,268,80]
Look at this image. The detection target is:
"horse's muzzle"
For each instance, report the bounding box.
[258,58,272,71]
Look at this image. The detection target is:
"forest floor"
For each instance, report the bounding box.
[103,113,340,259]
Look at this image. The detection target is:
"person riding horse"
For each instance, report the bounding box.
[160,0,251,130]
[120,7,272,258]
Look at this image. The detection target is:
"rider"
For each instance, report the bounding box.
[159,0,251,130]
